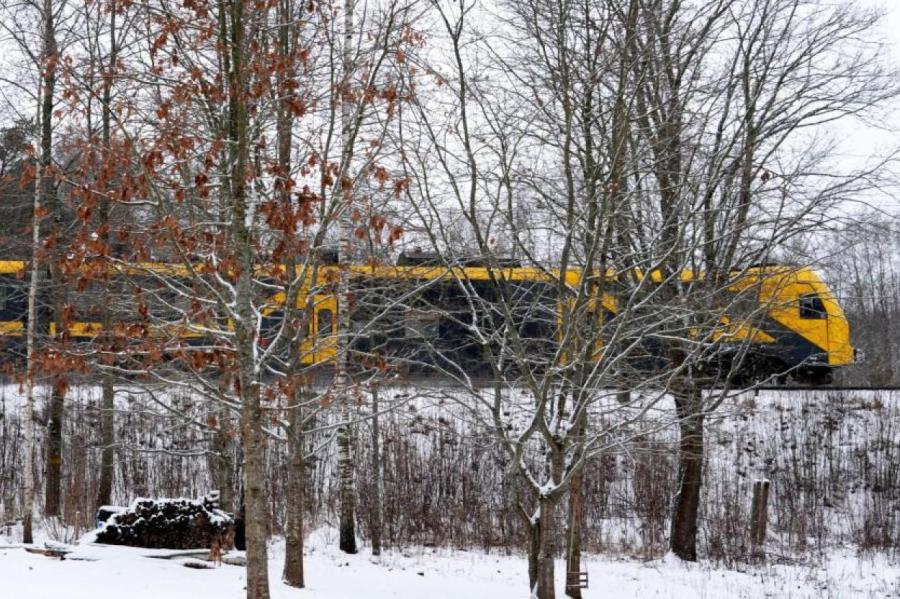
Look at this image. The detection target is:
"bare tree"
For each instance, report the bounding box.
[617,0,898,560]
[0,0,64,543]
[394,3,671,597]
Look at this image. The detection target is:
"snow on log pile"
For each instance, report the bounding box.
[96,497,233,550]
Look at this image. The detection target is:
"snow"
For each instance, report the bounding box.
[1,529,897,599]
[3,385,899,596]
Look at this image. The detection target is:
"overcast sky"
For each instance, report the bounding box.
[830,1,900,216]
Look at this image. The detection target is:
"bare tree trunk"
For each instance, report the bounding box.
[96,377,115,509]
[563,412,587,599]
[95,0,118,513]
[227,0,269,596]
[370,386,383,556]
[336,0,357,556]
[24,0,58,542]
[210,402,236,514]
[521,495,560,599]
[535,497,558,599]
[527,516,539,592]
[282,399,306,587]
[669,386,705,561]
[337,407,357,553]
[564,468,584,599]
[22,96,44,541]
[23,162,40,542]
[275,0,306,581]
[44,378,65,516]
[241,392,270,599]
[43,263,67,518]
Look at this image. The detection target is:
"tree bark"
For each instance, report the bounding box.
[95,0,118,513]
[210,402,236,514]
[226,0,270,596]
[336,0,357,556]
[535,497,557,599]
[563,412,587,599]
[527,514,539,592]
[44,377,65,516]
[564,466,584,599]
[23,0,58,543]
[96,373,115,509]
[241,393,270,599]
[669,387,705,561]
[22,117,41,542]
[370,387,383,556]
[337,407,357,554]
[522,495,560,599]
[275,0,307,576]
[282,399,306,587]
[43,262,67,518]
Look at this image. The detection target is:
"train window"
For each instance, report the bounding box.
[404,308,441,339]
[799,294,827,319]
[317,308,334,338]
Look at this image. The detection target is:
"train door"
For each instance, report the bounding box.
[0,274,27,335]
[300,295,337,364]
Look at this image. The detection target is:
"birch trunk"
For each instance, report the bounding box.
[336,0,357,555]
[22,116,41,546]
[24,0,57,542]
[370,387,383,556]
[336,404,357,553]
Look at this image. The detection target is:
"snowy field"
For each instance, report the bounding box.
[3,388,900,598]
[2,529,898,599]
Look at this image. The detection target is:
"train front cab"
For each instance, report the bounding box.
[759,267,854,382]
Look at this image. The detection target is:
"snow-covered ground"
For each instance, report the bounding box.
[2,387,899,597]
[2,529,897,599]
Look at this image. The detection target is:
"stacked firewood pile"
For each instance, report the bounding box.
[96,495,233,550]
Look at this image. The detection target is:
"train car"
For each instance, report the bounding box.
[322,261,856,385]
[0,258,856,385]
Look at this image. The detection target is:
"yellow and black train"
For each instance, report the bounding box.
[0,258,856,385]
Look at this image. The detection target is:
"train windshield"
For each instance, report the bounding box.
[799,293,827,319]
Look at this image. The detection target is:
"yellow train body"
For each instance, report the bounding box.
[0,260,855,382]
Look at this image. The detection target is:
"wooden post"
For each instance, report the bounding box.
[749,479,770,559]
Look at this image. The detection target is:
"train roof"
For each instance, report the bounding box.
[0,259,826,289]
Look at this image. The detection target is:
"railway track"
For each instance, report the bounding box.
[750,385,900,392]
